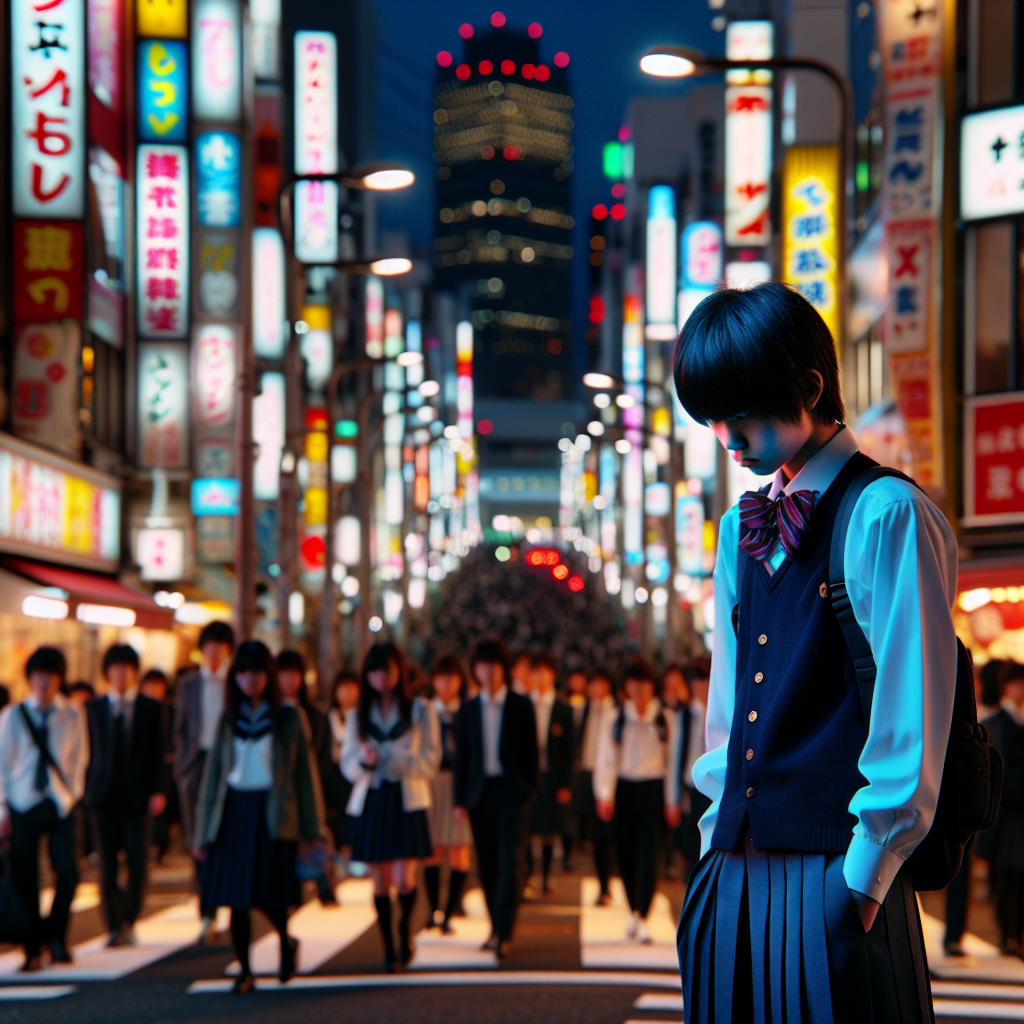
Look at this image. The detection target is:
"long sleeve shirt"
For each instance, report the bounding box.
[593,698,680,806]
[693,427,958,905]
[581,695,615,772]
[0,694,89,821]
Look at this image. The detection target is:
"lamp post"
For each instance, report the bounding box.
[639,46,855,356]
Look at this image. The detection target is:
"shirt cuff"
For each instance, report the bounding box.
[843,833,906,905]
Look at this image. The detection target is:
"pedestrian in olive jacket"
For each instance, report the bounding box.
[192,641,326,993]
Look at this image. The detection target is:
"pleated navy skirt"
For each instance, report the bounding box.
[678,832,934,1024]
[200,788,300,910]
[348,780,432,863]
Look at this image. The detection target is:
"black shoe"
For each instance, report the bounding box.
[495,938,511,960]
[279,936,299,983]
[944,941,966,957]
[231,974,256,994]
[48,938,72,963]
[19,953,45,973]
[440,918,454,935]
[481,933,499,953]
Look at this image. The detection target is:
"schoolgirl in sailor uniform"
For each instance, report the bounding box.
[341,643,440,970]
[193,641,326,993]
[423,655,474,931]
[674,284,956,1023]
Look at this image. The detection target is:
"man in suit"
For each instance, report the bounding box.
[172,620,233,940]
[453,638,537,958]
[85,646,165,946]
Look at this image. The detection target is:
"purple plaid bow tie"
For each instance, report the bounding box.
[738,489,818,561]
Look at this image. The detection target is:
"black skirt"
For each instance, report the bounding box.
[528,771,567,836]
[348,780,432,863]
[200,788,300,910]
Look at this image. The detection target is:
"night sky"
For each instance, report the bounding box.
[371,0,721,382]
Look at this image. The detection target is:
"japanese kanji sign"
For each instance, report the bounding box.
[13,219,84,321]
[960,102,1024,222]
[724,85,772,246]
[964,393,1024,525]
[196,131,240,227]
[12,0,86,218]
[137,40,188,142]
[87,0,122,115]
[782,145,839,344]
[11,320,81,458]
[136,144,189,337]
[294,179,338,263]
[194,324,237,427]
[294,31,337,175]
[883,220,932,353]
[192,0,241,122]
[136,342,189,469]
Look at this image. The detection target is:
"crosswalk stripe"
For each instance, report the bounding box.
[408,888,496,970]
[579,877,678,971]
[933,999,1024,1020]
[634,993,684,1011]
[0,986,76,1000]
[932,981,1024,1002]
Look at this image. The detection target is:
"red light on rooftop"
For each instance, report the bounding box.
[503,144,519,160]
[477,418,494,435]
[501,59,515,75]
[592,203,609,220]
[611,182,626,198]
[437,51,453,67]
[458,23,474,38]
[479,59,493,75]
[521,63,535,79]
[589,296,606,324]
[610,203,626,220]
[456,63,471,80]
[618,125,631,142]
[528,22,543,38]
[534,64,550,81]
[552,564,569,580]
[554,51,569,67]
[568,575,584,592]
[491,11,506,26]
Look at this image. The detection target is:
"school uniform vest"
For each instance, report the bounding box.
[712,452,872,854]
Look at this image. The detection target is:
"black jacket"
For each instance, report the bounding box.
[84,693,164,815]
[545,698,575,791]
[454,689,538,810]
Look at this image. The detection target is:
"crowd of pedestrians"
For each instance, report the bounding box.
[0,625,714,985]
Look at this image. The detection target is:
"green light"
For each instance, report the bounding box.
[623,143,634,180]
[335,420,358,438]
[856,160,870,192]
[603,141,623,179]
[495,545,511,562]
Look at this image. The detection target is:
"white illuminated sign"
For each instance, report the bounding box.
[192,0,241,122]
[12,0,86,218]
[137,527,186,580]
[252,228,287,357]
[294,31,338,175]
[137,144,189,337]
[252,0,281,81]
[253,372,285,500]
[294,179,338,263]
[645,186,677,334]
[365,277,384,357]
[137,342,190,469]
[194,323,237,426]
[961,103,1024,222]
[336,515,360,565]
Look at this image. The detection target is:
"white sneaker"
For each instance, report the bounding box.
[636,919,652,945]
[626,910,640,939]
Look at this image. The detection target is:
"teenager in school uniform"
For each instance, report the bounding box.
[594,659,680,942]
[525,652,574,896]
[192,641,326,993]
[572,668,617,904]
[453,638,538,959]
[84,645,165,947]
[423,655,474,931]
[341,643,440,971]
[326,671,359,866]
[564,666,589,871]
[675,283,957,1023]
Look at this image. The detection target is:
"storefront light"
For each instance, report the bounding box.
[76,603,136,626]
[22,596,70,620]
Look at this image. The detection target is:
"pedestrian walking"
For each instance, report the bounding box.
[326,671,359,861]
[679,660,711,874]
[594,659,680,942]
[423,655,474,932]
[563,666,588,872]
[453,638,537,959]
[0,647,88,970]
[675,284,958,1022]
[139,669,176,862]
[341,643,440,971]
[661,664,690,879]
[84,645,165,946]
[173,620,234,942]
[192,640,325,992]
[525,652,573,896]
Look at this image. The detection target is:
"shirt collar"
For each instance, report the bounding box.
[202,662,229,685]
[480,686,507,707]
[108,689,137,709]
[25,693,64,715]
[767,425,859,501]
[532,689,555,707]
[625,697,662,723]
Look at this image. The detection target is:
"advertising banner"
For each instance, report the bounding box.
[11,321,81,458]
[137,342,190,469]
[964,393,1024,526]
[13,220,85,322]
[137,40,188,142]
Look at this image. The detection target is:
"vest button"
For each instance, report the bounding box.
[746,748,754,761]
[754,672,764,683]
[746,786,756,798]
[758,633,768,646]
[748,710,757,722]
[820,582,828,599]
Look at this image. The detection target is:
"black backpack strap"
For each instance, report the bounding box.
[828,466,918,724]
[19,704,68,789]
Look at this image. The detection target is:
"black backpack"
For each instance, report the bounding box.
[829,464,1003,891]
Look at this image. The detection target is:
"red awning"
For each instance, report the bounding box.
[957,559,1024,593]
[4,558,175,630]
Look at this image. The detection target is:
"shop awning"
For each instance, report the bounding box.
[0,568,65,617]
[958,559,1024,593]
[3,558,175,630]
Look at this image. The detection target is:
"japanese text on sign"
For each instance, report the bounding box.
[192,0,241,122]
[137,40,188,142]
[960,103,1024,222]
[13,220,84,322]
[196,132,240,227]
[294,179,339,263]
[137,343,189,469]
[194,324,237,427]
[294,31,338,175]
[965,394,1024,525]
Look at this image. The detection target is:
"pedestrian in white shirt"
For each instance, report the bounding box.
[594,659,680,943]
[0,646,88,971]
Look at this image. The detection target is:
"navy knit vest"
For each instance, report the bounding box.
[711,451,874,854]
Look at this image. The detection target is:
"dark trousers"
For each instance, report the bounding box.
[577,771,613,895]
[944,841,972,946]
[614,778,663,917]
[178,751,215,918]
[92,798,149,932]
[993,864,1024,947]
[469,777,528,941]
[10,799,77,957]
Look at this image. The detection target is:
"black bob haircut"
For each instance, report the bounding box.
[357,642,412,740]
[470,637,512,686]
[103,644,140,677]
[26,646,67,680]
[198,620,235,651]
[674,283,845,427]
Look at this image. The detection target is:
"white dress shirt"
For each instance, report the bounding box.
[198,663,227,752]
[533,690,555,772]
[0,694,89,821]
[480,687,507,778]
[106,688,138,737]
[582,696,615,772]
[693,427,958,904]
[593,698,680,806]
[226,703,274,791]
[682,699,706,789]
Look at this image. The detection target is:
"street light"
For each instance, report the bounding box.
[640,44,855,354]
[341,162,416,191]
